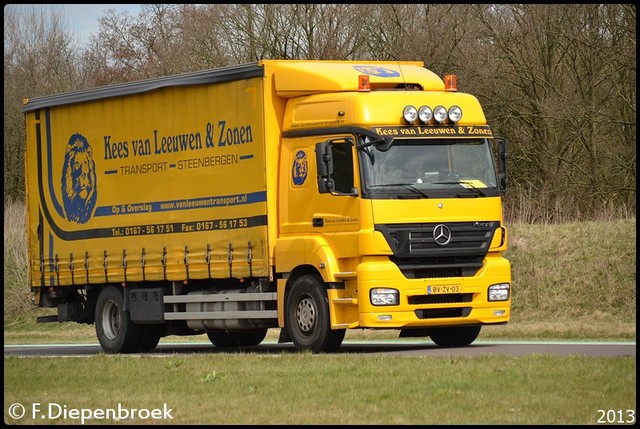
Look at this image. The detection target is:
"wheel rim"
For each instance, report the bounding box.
[101,299,120,341]
[295,295,316,334]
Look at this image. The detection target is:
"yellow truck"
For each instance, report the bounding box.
[23,60,511,353]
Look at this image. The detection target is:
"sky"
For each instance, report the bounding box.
[5,4,142,46]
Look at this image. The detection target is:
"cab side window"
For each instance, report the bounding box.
[331,142,354,194]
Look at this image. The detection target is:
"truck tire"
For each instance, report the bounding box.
[206,329,268,348]
[95,286,143,354]
[429,326,481,348]
[286,274,345,353]
[139,324,163,352]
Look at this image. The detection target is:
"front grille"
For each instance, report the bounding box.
[391,256,484,278]
[375,222,498,278]
[408,293,474,305]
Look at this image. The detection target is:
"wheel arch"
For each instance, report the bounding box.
[281,269,345,352]
[278,265,323,326]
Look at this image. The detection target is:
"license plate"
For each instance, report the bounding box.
[427,284,461,294]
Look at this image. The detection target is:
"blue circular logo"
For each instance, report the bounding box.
[352,66,400,78]
[61,134,98,224]
[292,150,308,186]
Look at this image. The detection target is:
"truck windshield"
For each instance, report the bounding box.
[359,138,499,199]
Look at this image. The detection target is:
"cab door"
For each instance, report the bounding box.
[277,135,361,272]
[313,136,361,258]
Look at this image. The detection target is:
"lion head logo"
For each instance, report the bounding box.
[292,150,308,186]
[61,134,97,224]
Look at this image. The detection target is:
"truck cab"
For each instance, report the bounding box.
[273,61,510,351]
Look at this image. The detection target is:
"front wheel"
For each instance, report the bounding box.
[429,326,481,348]
[95,286,143,354]
[286,274,345,353]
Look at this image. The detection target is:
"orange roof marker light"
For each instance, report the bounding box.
[444,74,457,92]
[358,74,371,92]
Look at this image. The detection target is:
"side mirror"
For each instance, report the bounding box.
[315,141,334,194]
[496,137,508,192]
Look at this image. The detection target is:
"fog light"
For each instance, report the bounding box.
[488,283,510,301]
[378,315,393,321]
[493,309,506,316]
[370,288,399,306]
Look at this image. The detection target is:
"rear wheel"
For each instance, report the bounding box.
[286,274,345,353]
[207,328,268,348]
[95,286,143,354]
[429,326,481,348]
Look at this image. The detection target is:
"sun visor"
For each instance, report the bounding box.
[274,61,445,98]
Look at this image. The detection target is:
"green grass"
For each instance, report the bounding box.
[506,219,636,325]
[4,354,636,425]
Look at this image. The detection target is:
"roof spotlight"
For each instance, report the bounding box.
[418,106,433,123]
[448,106,462,123]
[433,105,447,123]
[403,105,418,123]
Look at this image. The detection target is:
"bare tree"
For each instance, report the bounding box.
[175,4,235,69]
[473,4,635,221]
[212,4,374,61]
[4,5,83,200]
[5,4,635,220]
[82,5,185,85]
[359,5,477,69]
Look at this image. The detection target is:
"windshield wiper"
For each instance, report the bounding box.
[432,181,486,197]
[369,183,430,198]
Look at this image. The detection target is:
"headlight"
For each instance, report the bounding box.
[433,105,448,123]
[370,288,399,306]
[488,283,510,301]
[448,105,462,123]
[402,105,418,123]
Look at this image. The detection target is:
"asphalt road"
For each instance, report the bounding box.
[4,340,636,357]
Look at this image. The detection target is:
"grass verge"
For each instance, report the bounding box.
[4,354,636,425]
